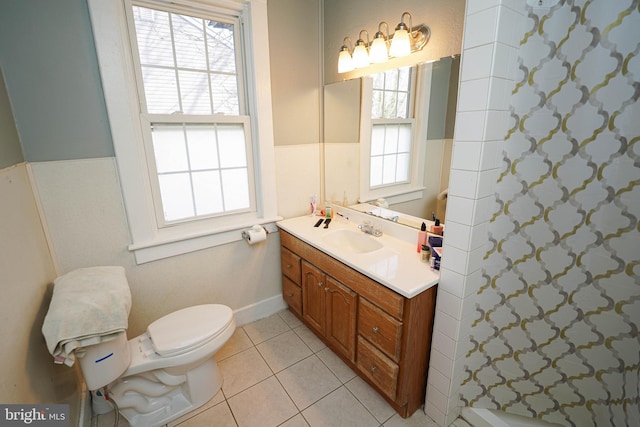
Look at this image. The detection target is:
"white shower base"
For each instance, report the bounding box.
[461,407,562,427]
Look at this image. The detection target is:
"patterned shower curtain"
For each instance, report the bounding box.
[460,1,640,426]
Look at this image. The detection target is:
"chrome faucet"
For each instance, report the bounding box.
[358,221,383,237]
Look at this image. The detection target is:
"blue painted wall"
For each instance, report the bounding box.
[0,68,24,169]
[0,0,114,162]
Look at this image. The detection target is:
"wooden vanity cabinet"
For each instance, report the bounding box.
[279,230,437,418]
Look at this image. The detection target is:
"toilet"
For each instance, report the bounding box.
[76,304,236,427]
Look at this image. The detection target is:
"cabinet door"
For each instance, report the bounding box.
[302,261,325,335]
[325,276,357,362]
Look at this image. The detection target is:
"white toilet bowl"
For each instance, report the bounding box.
[77,304,235,427]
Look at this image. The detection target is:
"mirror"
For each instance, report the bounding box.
[323,55,460,228]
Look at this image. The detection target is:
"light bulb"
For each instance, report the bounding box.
[370,36,388,63]
[389,28,411,57]
[352,42,370,68]
[338,49,354,73]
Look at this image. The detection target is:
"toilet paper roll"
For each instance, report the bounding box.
[246,225,267,245]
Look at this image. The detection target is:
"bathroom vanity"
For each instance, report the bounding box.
[277,213,439,418]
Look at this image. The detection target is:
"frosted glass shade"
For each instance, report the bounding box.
[370,37,388,63]
[352,43,370,68]
[338,50,354,73]
[389,29,411,57]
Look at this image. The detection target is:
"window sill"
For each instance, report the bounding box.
[129,216,282,264]
[360,187,425,206]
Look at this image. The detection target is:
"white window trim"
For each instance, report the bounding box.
[359,63,430,205]
[88,0,280,264]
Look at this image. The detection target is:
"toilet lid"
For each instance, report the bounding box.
[147,304,233,356]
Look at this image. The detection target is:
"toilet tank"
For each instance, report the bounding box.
[76,332,130,390]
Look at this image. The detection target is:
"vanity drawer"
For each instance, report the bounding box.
[281,247,301,284]
[357,337,398,400]
[282,275,302,316]
[358,298,402,362]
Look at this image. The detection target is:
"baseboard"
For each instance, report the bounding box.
[232,294,287,327]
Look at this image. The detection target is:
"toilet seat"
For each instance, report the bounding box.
[147,304,233,357]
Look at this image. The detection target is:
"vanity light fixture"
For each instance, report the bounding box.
[352,30,371,69]
[337,37,355,73]
[338,11,431,73]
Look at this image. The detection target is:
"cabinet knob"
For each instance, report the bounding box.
[287,293,294,297]
[286,264,292,269]
[372,326,379,334]
[318,281,324,287]
[325,287,330,292]
[371,366,377,373]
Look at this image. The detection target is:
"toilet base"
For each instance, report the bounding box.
[110,357,222,427]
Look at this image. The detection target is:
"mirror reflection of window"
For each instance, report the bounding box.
[368,67,416,190]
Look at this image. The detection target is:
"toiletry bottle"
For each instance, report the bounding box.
[430,218,443,235]
[417,222,427,253]
[420,245,430,262]
[310,195,317,215]
[325,203,332,219]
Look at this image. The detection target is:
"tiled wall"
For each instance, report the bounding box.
[424,0,527,425]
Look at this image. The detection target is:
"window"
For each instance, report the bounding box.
[89,0,279,263]
[360,66,427,204]
[129,5,254,225]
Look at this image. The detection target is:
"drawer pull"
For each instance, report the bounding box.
[286,293,294,297]
[371,365,377,373]
[286,264,292,269]
[372,326,380,334]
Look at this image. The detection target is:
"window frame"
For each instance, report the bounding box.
[359,64,430,205]
[88,0,280,264]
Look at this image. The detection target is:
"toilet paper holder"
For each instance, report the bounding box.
[241,224,268,244]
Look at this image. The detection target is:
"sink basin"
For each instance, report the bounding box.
[322,229,383,254]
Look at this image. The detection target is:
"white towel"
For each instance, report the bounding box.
[42,266,132,366]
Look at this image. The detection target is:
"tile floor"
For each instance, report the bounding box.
[92,310,472,427]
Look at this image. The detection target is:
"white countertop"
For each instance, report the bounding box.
[277,213,439,298]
